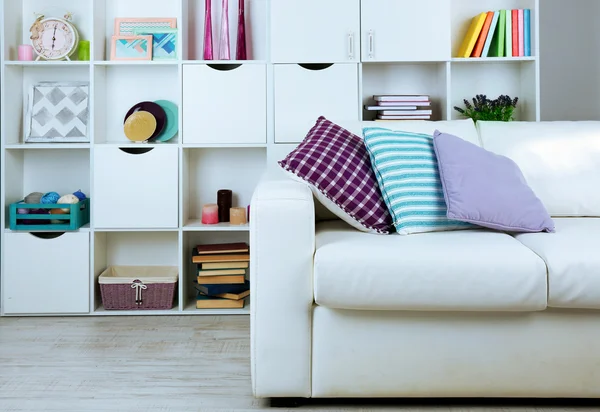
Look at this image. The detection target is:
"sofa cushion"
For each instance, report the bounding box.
[314,221,548,312]
[515,218,600,309]
[477,121,600,217]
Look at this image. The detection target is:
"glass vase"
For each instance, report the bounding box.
[235,0,247,60]
[203,0,213,60]
[218,0,230,60]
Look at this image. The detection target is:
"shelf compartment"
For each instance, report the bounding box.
[451,0,537,59]
[93,146,179,229]
[182,147,265,228]
[3,149,91,222]
[93,65,179,144]
[183,220,250,232]
[274,63,359,143]
[2,0,93,62]
[94,0,181,61]
[2,65,90,146]
[93,231,180,312]
[3,231,90,314]
[183,0,267,61]
[361,62,448,121]
[182,63,266,145]
[450,60,537,121]
[182,231,250,314]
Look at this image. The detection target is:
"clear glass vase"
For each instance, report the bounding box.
[203,0,213,60]
[236,0,247,60]
[218,0,231,60]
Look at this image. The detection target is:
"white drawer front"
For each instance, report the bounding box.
[3,232,90,314]
[274,64,359,143]
[93,147,179,229]
[183,64,267,144]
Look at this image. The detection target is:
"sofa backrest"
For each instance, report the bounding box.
[477,121,600,217]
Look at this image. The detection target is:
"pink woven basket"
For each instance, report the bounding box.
[99,266,178,310]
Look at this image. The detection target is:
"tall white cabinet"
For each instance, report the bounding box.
[0,0,541,316]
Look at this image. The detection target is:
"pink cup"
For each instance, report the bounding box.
[18,44,34,61]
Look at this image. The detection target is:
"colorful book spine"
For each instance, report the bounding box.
[524,9,531,56]
[505,9,512,57]
[457,12,488,58]
[482,11,499,57]
[518,9,524,56]
[511,9,519,57]
[471,11,494,57]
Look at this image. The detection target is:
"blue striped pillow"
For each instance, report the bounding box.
[362,127,473,235]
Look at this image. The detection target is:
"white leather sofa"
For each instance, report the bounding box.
[249,119,600,400]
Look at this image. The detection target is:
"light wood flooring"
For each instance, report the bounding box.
[0,315,598,412]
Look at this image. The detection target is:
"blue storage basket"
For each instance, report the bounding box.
[9,198,90,231]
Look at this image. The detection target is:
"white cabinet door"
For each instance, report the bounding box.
[93,146,178,229]
[271,0,360,63]
[183,64,266,144]
[361,0,451,62]
[274,63,359,143]
[3,232,90,314]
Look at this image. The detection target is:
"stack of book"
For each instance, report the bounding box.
[192,242,250,309]
[457,9,531,58]
[366,95,432,120]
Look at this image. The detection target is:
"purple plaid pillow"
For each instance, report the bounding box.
[278,116,393,234]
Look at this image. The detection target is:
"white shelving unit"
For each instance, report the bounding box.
[0,0,541,316]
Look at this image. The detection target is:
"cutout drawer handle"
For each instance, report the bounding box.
[118,148,154,155]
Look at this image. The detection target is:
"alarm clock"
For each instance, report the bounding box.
[29,13,80,61]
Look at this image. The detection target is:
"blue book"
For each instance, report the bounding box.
[195,280,250,298]
[482,11,499,57]
[523,9,531,56]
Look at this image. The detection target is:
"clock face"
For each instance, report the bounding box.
[31,19,78,60]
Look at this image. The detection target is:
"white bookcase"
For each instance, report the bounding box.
[0,0,541,316]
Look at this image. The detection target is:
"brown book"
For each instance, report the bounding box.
[196,242,249,255]
[197,274,246,284]
[201,261,249,270]
[192,253,249,264]
[197,268,246,276]
[196,295,245,309]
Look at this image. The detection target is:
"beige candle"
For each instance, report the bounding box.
[229,207,247,225]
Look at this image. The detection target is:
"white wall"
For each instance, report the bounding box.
[540,0,600,120]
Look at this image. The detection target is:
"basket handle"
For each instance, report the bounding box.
[131,280,148,305]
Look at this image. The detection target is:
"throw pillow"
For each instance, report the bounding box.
[433,130,555,233]
[278,116,394,234]
[362,127,473,235]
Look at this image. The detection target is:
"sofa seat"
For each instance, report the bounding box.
[515,218,600,309]
[314,221,548,312]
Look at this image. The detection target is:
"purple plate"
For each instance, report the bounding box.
[124,101,166,141]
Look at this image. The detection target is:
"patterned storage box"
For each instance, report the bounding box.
[99,266,178,310]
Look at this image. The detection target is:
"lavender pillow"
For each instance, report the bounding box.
[279,116,393,234]
[433,130,555,233]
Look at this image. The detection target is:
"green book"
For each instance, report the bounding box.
[488,10,506,57]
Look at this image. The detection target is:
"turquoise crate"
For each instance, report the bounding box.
[9,198,90,231]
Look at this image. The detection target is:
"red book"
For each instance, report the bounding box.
[471,11,494,57]
[512,9,519,57]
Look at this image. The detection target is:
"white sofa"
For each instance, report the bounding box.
[249,119,600,400]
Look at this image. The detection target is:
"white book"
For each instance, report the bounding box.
[505,9,513,57]
[365,105,418,111]
[381,110,432,116]
[377,115,432,120]
[374,95,429,102]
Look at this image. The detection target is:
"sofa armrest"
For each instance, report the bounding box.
[250,168,315,398]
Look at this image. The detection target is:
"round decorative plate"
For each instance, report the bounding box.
[124,101,166,140]
[124,110,157,142]
[153,100,179,142]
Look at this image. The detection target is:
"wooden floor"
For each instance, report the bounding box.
[0,316,597,412]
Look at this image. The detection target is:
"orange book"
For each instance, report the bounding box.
[471,11,494,57]
[512,9,519,56]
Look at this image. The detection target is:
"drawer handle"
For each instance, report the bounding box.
[297,63,334,71]
[368,29,374,59]
[28,232,65,239]
[348,32,354,60]
[207,63,242,71]
[119,148,154,155]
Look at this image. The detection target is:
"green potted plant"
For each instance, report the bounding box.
[454,94,519,122]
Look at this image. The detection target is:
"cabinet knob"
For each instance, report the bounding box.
[348,32,354,60]
[368,30,374,60]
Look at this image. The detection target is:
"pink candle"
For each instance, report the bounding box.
[201,204,219,224]
[18,45,34,61]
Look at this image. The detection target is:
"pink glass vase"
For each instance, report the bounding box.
[236,0,247,60]
[203,0,213,60]
[218,0,231,60]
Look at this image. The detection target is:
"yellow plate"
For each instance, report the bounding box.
[124,110,157,142]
